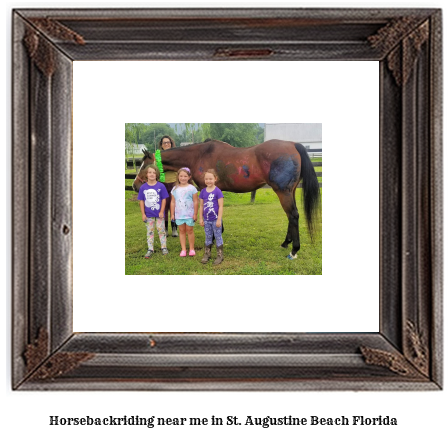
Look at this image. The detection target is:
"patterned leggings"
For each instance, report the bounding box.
[145,217,167,251]
[204,220,223,246]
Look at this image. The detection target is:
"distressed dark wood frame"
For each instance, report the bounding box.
[12,8,442,390]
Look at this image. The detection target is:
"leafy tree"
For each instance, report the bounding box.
[200,123,260,148]
[255,125,265,143]
[140,123,177,152]
[201,123,212,141]
[125,124,135,155]
[175,128,189,144]
[180,123,202,144]
[126,123,263,157]
[125,123,150,145]
[125,123,149,169]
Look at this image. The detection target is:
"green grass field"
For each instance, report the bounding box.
[125,155,322,275]
[125,188,322,275]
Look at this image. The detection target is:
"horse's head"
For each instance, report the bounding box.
[132,148,154,192]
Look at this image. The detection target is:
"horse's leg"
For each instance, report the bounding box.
[289,186,302,258]
[281,228,292,248]
[279,186,299,248]
[250,190,257,204]
[276,190,300,259]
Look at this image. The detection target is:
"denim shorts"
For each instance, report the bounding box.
[175,218,195,227]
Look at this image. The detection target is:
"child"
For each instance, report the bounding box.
[198,169,224,265]
[137,164,169,259]
[170,167,198,257]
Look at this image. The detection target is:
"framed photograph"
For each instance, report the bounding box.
[12,8,442,390]
[122,121,323,276]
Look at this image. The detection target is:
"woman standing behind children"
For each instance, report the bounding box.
[170,168,198,257]
[137,164,169,259]
[199,169,224,265]
[158,135,178,237]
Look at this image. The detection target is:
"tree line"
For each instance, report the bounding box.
[125,123,264,156]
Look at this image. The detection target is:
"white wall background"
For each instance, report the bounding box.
[264,123,323,151]
[264,123,322,142]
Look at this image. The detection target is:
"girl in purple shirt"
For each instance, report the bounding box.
[137,164,169,259]
[199,169,224,265]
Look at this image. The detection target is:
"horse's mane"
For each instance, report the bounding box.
[184,139,234,148]
[176,138,220,149]
[163,139,232,151]
[140,139,233,158]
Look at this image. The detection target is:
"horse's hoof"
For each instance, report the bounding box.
[281,242,289,248]
[287,253,297,260]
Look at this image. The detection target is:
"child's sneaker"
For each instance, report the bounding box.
[189,249,196,256]
[144,250,154,259]
[180,250,187,257]
[161,248,169,255]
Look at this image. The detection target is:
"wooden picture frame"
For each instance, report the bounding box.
[12,8,442,390]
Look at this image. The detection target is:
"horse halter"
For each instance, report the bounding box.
[135,174,146,185]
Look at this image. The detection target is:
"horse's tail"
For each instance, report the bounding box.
[295,143,321,240]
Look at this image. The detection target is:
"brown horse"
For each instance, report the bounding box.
[133,139,320,259]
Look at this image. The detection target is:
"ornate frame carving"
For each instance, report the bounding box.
[12,8,442,390]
